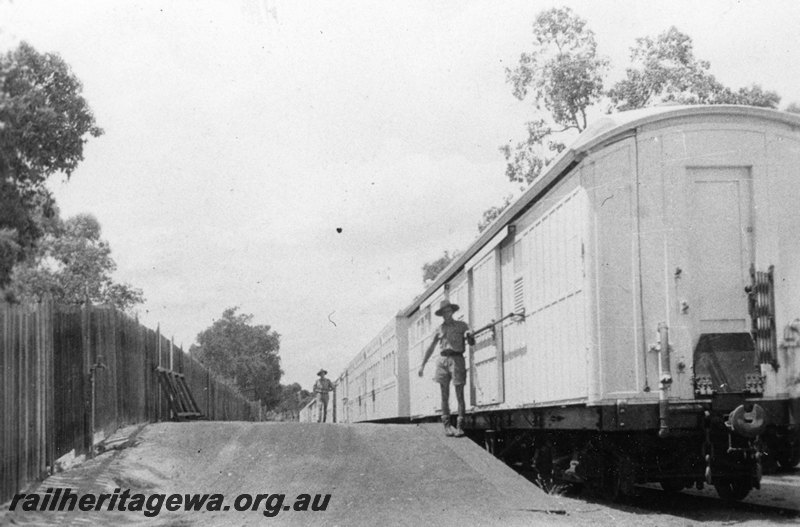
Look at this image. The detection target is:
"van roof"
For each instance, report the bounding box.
[402,105,800,317]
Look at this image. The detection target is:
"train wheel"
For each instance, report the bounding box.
[713,477,751,502]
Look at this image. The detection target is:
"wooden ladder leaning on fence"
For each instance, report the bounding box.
[155,367,208,421]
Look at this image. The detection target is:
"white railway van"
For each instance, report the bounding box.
[397,106,800,501]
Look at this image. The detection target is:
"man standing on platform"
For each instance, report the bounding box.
[418,300,474,437]
[313,369,334,423]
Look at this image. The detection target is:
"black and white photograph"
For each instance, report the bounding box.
[1,1,799,525]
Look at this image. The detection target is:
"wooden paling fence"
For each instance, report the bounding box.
[0,300,262,504]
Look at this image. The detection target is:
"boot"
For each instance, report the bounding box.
[442,416,455,437]
[453,417,465,437]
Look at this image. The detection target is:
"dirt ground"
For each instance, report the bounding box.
[1,421,797,526]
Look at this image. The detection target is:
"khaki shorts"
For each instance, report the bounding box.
[434,354,466,386]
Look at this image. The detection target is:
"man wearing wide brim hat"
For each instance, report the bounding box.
[313,369,334,423]
[418,299,475,437]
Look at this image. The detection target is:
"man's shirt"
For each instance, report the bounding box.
[314,378,334,393]
[436,319,471,354]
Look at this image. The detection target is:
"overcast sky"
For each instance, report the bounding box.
[2,0,799,388]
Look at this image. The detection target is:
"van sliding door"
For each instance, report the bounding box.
[469,250,504,406]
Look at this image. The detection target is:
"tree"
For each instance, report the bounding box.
[477,194,513,233]
[422,250,461,284]
[0,42,102,286]
[8,212,144,310]
[493,18,782,236]
[785,102,800,114]
[502,7,608,186]
[728,84,781,108]
[477,8,606,251]
[608,27,780,110]
[190,307,283,408]
[270,383,313,421]
[448,13,786,284]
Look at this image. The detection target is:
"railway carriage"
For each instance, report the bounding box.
[334,105,800,501]
[299,398,316,423]
[337,316,409,422]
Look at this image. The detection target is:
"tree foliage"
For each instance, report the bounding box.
[432,11,785,298]
[784,102,800,114]
[492,16,782,235]
[728,84,781,108]
[0,42,102,286]
[268,383,313,421]
[8,212,144,311]
[608,27,780,110]
[422,250,461,284]
[502,7,608,186]
[190,307,283,408]
[477,194,513,233]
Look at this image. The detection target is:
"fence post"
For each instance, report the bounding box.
[81,301,93,458]
[45,299,55,476]
[156,324,161,421]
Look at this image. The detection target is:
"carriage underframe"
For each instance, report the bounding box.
[418,397,800,501]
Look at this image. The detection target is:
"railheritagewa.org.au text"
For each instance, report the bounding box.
[8,488,331,518]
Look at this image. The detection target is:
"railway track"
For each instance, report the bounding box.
[515,466,799,521]
[634,483,799,519]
